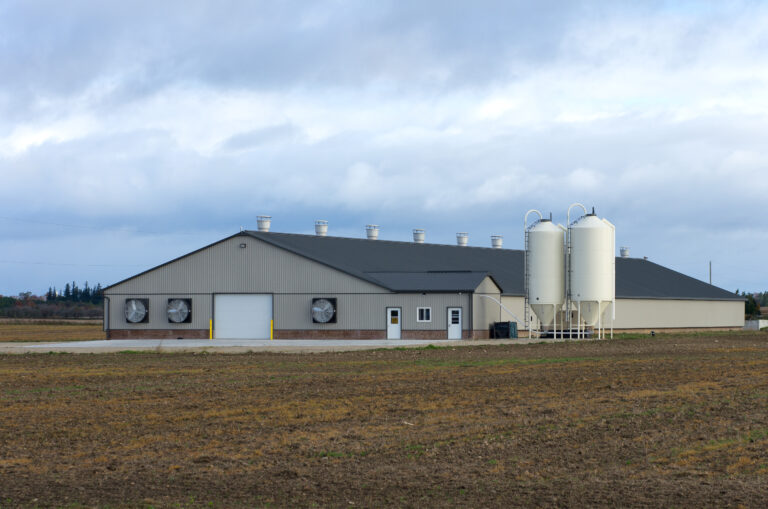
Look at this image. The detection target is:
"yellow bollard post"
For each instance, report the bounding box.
[209,319,213,340]
[270,319,274,340]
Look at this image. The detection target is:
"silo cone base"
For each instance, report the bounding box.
[576,301,611,327]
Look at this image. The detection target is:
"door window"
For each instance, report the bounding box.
[451,309,460,324]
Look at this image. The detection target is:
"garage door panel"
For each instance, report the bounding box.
[214,294,272,339]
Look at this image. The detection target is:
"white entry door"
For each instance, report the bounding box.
[214,294,272,339]
[387,308,401,339]
[447,307,462,339]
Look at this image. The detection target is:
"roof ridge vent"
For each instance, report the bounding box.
[491,235,503,249]
[456,232,468,246]
[315,220,328,236]
[366,224,379,240]
[257,215,271,232]
[413,229,425,243]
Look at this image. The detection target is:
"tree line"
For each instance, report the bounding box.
[0,281,104,319]
[44,281,104,304]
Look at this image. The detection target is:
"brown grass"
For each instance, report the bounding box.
[0,333,766,507]
[0,320,105,342]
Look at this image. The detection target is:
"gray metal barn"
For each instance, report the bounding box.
[103,230,744,339]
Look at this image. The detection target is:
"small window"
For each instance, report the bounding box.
[417,307,432,322]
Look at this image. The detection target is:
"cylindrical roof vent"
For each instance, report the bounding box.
[620,246,630,258]
[413,229,425,244]
[257,215,271,232]
[366,224,379,240]
[315,220,328,236]
[456,232,468,246]
[491,235,503,249]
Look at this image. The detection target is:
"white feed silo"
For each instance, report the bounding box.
[567,205,615,339]
[525,210,566,336]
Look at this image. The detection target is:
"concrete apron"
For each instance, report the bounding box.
[0,336,596,354]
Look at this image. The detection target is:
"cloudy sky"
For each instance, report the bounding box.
[1,0,767,296]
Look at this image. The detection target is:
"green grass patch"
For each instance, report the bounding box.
[410,356,600,368]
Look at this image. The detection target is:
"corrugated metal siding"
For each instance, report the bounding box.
[107,236,388,295]
[109,294,212,331]
[105,236,474,331]
[275,293,469,330]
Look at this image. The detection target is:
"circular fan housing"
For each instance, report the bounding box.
[167,299,190,323]
[125,299,148,323]
[311,298,336,323]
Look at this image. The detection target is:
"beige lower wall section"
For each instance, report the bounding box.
[500,296,527,329]
[498,296,742,330]
[613,299,743,329]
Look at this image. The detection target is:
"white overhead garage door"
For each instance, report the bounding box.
[214,294,272,339]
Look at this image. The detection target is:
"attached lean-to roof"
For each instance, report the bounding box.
[245,231,742,301]
[365,271,493,292]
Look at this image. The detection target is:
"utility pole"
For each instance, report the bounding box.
[709,261,712,285]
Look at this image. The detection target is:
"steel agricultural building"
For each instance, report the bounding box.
[103,230,744,340]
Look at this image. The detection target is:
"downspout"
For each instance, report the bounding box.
[476,294,523,324]
[103,297,110,339]
[468,292,473,339]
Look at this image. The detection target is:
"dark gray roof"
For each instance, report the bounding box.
[246,231,522,293]
[615,257,741,300]
[246,231,742,301]
[366,271,492,292]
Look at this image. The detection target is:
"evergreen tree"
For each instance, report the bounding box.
[92,283,103,304]
[745,294,760,318]
[63,283,71,300]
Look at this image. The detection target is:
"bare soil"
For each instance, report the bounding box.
[0,333,767,508]
[0,321,104,342]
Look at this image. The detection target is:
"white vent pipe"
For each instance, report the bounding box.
[491,235,503,249]
[620,247,630,258]
[413,229,425,243]
[257,215,271,232]
[315,220,328,236]
[366,224,379,240]
[456,232,468,246]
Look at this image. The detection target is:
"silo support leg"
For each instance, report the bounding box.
[577,302,581,339]
[598,301,602,340]
[611,301,614,339]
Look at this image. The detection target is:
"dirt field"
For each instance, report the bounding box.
[0,333,766,508]
[0,320,104,342]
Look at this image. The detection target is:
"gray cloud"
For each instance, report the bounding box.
[220,124,302,151]
[2,0,768,294]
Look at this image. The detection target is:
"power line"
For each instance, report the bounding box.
[0,260,146,267]
[0,215,210,236]
[0,215,109,231]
